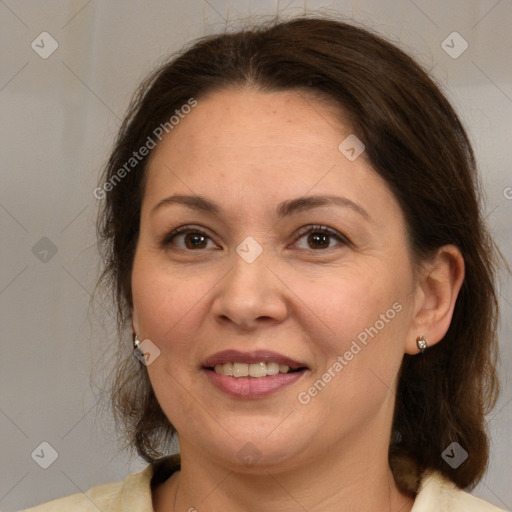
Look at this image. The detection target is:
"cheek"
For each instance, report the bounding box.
[131,256,213,429]
[292,271,409,435]
[288,262,414,412]
[288,264,407,349]
[130,253,212,353]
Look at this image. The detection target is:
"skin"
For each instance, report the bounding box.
[131,87,465,511]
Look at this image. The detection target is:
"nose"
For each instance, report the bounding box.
[210,251,289,331]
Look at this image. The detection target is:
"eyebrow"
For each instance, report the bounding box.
[150,194,369,219]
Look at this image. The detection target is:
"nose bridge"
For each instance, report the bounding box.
[212,244,288,327]
[229,249,269,295]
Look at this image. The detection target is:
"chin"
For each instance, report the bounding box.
[185,417,315,473]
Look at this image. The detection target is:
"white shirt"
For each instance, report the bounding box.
[22,456,506,511]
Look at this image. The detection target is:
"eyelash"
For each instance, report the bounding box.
[160,224,350,251]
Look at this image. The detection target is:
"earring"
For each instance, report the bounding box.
[416,335,428,354]
[133,334,145,362]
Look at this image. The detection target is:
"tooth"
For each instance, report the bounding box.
[223,362,234,376]
[233,362,249,377]
[266,362,280,375]
[214,361,293,377]
[249,362,267,377]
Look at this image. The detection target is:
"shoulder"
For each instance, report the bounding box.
[22,465,155,512]
[413,471,507,512]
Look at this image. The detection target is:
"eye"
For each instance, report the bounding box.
[161,224,349,252]
[293,225,349,250]
[161,226,218,250]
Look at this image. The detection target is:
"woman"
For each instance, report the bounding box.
[25,15,505,512]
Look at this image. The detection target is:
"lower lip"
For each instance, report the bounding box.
[204,369,306,399]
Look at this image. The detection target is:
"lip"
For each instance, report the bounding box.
[204,370,307,399]
[202,349,307,370]
[202,349,309,400]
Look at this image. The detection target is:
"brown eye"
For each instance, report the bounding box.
[294,226,348,250]
[183,233,208,249]
[307,232,331,249]
[162,227,218,250]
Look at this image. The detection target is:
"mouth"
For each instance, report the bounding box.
[202,350,309,399]
[202,349,308,376]
[209,361,304,378]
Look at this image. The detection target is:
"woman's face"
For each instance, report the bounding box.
[131,87,422,472]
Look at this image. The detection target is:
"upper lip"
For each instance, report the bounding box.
[202,350,308,370]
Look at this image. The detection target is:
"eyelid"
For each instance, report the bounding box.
[291,224,351,248]
[160,224,351,250]
[159,225,219,249]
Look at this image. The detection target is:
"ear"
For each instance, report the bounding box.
[404,245,465,355]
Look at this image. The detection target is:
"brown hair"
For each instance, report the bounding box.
[96,15,500,494]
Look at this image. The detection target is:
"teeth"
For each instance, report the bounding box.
[233,362,249,377]
[249,362,267,377]
[223,362,234,376]
[266,362,280,375]
[213,362,295,378]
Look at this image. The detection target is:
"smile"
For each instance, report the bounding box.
[212,361,299,378]
[202,349,309,399]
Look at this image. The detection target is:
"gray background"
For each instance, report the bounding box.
[0,0,511,510]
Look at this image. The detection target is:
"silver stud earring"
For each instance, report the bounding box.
[416,335,428,354]
[133,334,144,362]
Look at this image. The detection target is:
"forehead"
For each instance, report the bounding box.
[149,89,346,176]
[142,87,401,226]
[161,88,344,159]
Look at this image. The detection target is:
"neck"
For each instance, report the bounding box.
[153,437,415,512]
